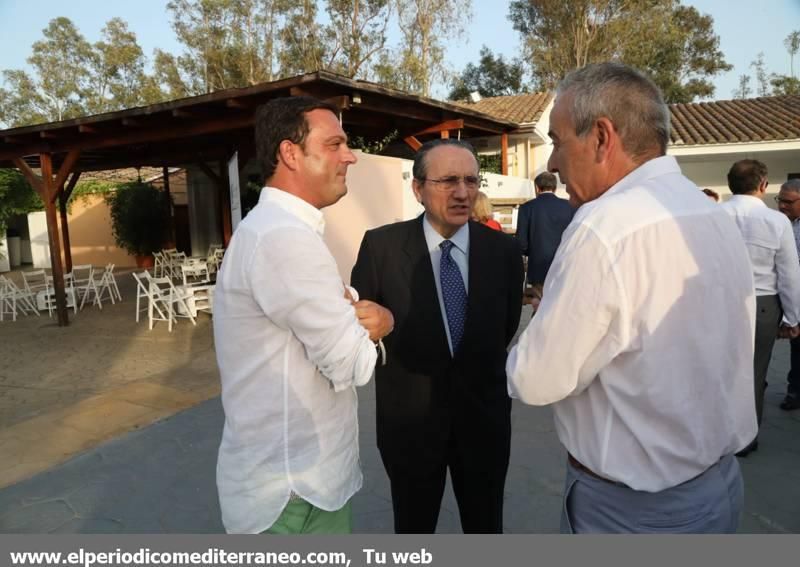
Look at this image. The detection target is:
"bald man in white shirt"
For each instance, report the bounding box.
[721,160,800,456]
[507,63,757,533]
[213,97,393,534]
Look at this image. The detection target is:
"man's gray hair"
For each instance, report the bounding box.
[781,179,800,193]
[534,171,557,191]
[556,62,670,159]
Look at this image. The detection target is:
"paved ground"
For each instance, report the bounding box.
[0,272,799,533]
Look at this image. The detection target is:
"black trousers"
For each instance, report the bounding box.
[788,336,800,397]
[381,431,510,534]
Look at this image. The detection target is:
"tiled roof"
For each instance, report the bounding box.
[453,92,553,124]
[669,95,800,146]
[461,92,800,146]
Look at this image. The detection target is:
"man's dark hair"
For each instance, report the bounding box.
[255,96,339,182]
[412,138,478,180]
[534,172,557,192]
[727,159,768,195]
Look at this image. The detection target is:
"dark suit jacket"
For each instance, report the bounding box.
[516,192,574,284]
[351,217,523,470]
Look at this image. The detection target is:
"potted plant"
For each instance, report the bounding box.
[107,181,170,268]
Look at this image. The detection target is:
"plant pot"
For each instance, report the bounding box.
[135,255,155,269]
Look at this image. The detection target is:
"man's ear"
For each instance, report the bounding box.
[595,117,617,163]
[278,140,299,171]
[412,180,423,204]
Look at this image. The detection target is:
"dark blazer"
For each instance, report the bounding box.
[351,216,523,470]
[516,192,574,284]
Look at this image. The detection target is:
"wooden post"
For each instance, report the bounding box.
[40,153,69,326]
[501,133,509,176]
[59,172,81,274]
[219,159,232,247]
[162,166,175,247]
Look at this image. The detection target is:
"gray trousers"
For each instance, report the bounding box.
[560,454,743,533]
[754,295,781,427]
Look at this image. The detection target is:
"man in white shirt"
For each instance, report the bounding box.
[213,97,394,534]
[506,62,758,533]
[722,161,800,456]
[776,178,800,411]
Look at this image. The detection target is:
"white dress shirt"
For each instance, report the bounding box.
[422,216,469,355]
[721,194,800,325]
[507,156,758,492]
[213,187,377,533]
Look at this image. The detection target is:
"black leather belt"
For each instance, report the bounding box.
[567,453,628,487]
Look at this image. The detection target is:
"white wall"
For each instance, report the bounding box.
[28,212,50,269]
[0,237,9,273]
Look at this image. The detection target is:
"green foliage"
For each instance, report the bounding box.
[449,46,527,100]
[0,169,43,236]
[326,0,391,78]
[478,154,502,175]
[106,182,170,257]
[348,129,398,154]
[736,30,800,99]
[508,0,731,103]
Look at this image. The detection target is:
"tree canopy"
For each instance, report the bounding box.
[507,0,731,103]
[448,46,527,100]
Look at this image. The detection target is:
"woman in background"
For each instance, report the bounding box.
[472,191,503,231]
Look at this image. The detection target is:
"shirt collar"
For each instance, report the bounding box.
[727,194,767,209]
[422,214,470,256]
[603,155,682,199]
[260,186,325,235]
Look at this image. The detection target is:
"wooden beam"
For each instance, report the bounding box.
[412,119,464,137]
[40,131,57,139]
[0,113,253,161]
[59,172,80,274]
[13,157,44,196]
[226,99,250,109]
[197,162,222,186]
[51,149,81,202]
[121,118,140,127]
[40,153,69,327]
[404,136,422,152]
[172,109,192,118]
[501,133,508,176]
[78,125,97,134]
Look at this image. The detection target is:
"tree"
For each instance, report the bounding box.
[0,170,42,238]
[507,0,731,103]
[785,30,800,78]
[732,74,752,99]
[325,0,391,78]
[750,52,770,97]
[0,17,93,126]
[375,0,472,97]
[277,0,328,76]
[448,46,527,100]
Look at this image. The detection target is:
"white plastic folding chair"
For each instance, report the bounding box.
[131,270,152,323]
[181,259,210,286]
[44,273,78,316]
[0,275,39,321]
[148,277,196,332]
[79,266,115,310]
[101,264,122,301]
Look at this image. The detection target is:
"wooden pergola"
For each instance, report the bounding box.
[0,70,518,327]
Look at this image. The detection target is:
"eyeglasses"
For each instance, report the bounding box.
[418,175,481,192]
[774,196,800,206]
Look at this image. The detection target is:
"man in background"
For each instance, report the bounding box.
[722,161,800,456]
[213,97,393,534]
[516,171,574,307]
[776,178,800,411]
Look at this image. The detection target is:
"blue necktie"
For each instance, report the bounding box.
[439,240,467,353]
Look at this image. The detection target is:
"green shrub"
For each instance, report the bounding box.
[106,181,170,257]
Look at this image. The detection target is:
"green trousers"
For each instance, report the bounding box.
[264,498,352,534]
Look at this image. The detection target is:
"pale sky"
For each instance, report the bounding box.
[0,0,798,101]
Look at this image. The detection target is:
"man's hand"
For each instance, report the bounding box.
[354,300,394,342]
[778,324,800,339]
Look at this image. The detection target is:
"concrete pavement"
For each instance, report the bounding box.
[1,298,799,533]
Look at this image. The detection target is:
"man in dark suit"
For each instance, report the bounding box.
[351,139,523,534]
[516,172,574,303]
